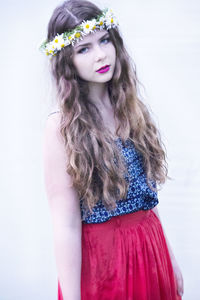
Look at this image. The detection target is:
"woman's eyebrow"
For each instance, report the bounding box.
[74,33,109,49]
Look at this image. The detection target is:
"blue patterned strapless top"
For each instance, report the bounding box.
[80,137,158,224]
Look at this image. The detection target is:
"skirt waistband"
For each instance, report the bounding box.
[82,209,153,232]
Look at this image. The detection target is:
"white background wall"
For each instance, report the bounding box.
[1,0,200,299]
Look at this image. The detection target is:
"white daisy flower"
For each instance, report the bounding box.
[46,41,56,55]
[105,8,114,17]
[108,8,114,15]
[97,16,105,29]
[73,31,84,42]
[104,14,118,29]
[67,32,76,44]
[81,19,97,34]
[64,38,71,47]
[52,34,66,50]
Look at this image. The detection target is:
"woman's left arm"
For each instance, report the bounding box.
[152,206,184,297]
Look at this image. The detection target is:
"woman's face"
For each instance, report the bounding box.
[72,29,116,84]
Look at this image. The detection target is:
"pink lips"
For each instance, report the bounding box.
[96,65,110,73]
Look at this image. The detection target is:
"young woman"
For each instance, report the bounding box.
[41,0,184,299]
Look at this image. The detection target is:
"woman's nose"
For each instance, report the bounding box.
[94,45,106,61]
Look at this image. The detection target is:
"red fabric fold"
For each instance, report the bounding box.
[58,209,181,300]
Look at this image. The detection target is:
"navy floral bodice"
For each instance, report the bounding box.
[80,137,159,224]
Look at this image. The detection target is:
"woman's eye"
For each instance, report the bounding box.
[78,47,88,54]
[77,38,110,54]
[101,38,110,44]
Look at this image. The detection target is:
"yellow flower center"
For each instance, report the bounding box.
[92,25,96,30]
[86,24,90,29]
[68,36,72,40]
[49,50,53,53]
[100,21,103,25]
[54,38,58,43]
[111,18,114,23]
[61,44,65,48]
[75,32,81,38]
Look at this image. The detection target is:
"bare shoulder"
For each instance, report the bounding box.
[44,111,64,145]
[46,110,61,129]
[47,110,61,119]
[43,110,69,180]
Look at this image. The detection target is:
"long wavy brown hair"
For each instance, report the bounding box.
[46,0,170,214]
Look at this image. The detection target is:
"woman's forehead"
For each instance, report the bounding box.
[74,29,109,48]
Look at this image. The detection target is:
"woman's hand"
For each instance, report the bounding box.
[171,258,184,297]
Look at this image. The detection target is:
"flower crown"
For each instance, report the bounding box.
[39,8,119,57]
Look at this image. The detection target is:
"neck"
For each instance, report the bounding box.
[88,82,111,109]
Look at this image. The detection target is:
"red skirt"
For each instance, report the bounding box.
[58,209,181,300]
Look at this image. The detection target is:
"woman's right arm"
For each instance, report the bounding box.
[43,112,82,300]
